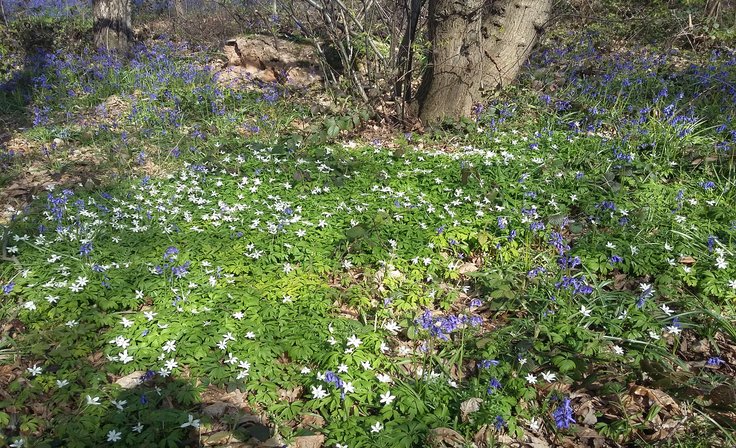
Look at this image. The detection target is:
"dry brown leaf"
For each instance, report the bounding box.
[577,400,598,426]
[427,427,466,448]
[709,384,736,407]
[460,397,483,422]
[473,424,489,447]
[291,434,325,448]
[278,385,303,403]
[613,273,628,290]
[202,431,238,446]
[299,413,325,429]
[642,416,683,442]
[630,384,681,414]
[202,401,236,418]
[0,364,19,388]
[115,371,146,389]
[691,338,710,353]
[458,262,479,274]
[577,427,606,448]
[524,433,551,448]
[221,389,249,408]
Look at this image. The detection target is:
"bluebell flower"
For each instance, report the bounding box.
[79,242,93,256]
[555,275,593,295]
[494,415,506,430]
[479,359,499,369]
[141,370,156,382]
[553,398,575,429]
[467,316,483,327]
[549,232,569,255]
[324,371,343,389]
[527,266,546,278]
[597,200,616,211]
[487,378,502,394]
[164,246,179,261]
[172,261,190,279]
[707,236,717,252]
[530,221,546,232]
[557,255,581,269]
[471,103,484,117]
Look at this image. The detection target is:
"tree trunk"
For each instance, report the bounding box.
[93,0,132,54]
[395,0,425,103]
[175,0,185,17]
[173,0,185,34]
[417,0,551,124]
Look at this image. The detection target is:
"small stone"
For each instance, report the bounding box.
[115,371,145,389]
[203,401,234,418]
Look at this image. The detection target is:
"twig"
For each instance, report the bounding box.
[301,0,386,63]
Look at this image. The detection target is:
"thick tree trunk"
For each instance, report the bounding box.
[93,0,132,54]
[417,0,551,124]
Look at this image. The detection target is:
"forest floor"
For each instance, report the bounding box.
[1,3,736,448]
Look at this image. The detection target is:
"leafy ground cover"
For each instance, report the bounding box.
[1,6,736,448]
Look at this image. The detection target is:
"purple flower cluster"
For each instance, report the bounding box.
[549,232,570,256]
[79,242,93,256]
[155,246,190,281]
[555,275,594,295]
[479,359,499,369]
[415,309,482,341]
[487,378,502,394]
[557,255,581,269]
[324,371,348,399]
[553,397,576,429]
[2,282,14,295]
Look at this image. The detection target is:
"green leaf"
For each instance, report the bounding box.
[553,355,577,373]
[345,225,368,241]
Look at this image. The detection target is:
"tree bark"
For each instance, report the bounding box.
[173,0,185,34]
[395,0,425,103]
[93,0,132,54]
[417,0,551,124]
[175,0,185,17]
